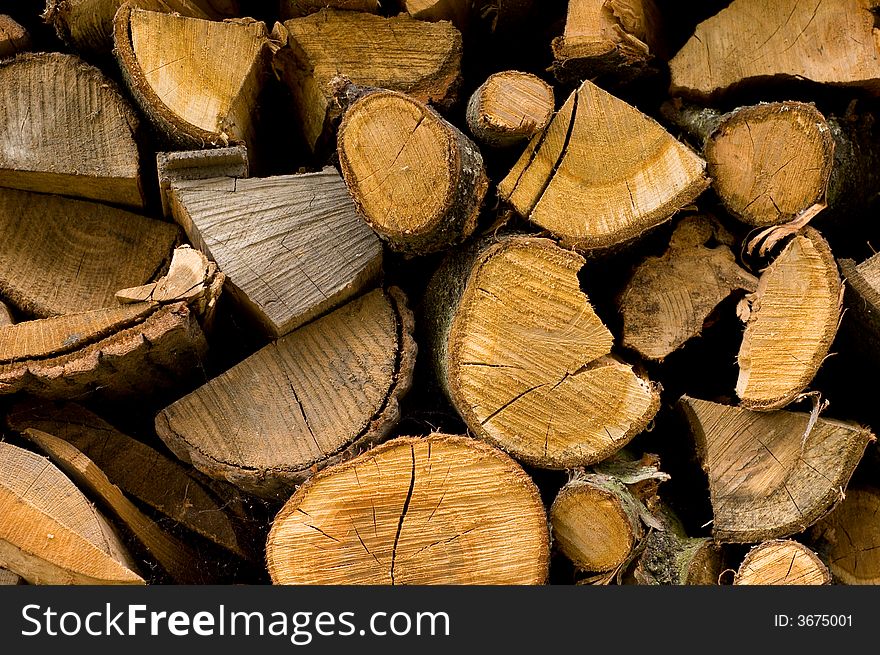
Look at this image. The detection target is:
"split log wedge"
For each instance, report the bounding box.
[156,146,249,218]
[266,434,550,584]
[810,487,880,585]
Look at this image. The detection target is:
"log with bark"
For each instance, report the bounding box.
[266,434,550,584]
[466,71,555,148]
[272,9,462,153]
[338,89,488,255]
[734,540,831,585]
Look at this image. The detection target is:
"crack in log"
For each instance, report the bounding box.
[390,445,416,585]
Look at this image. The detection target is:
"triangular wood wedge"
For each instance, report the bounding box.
[7,400,244,558]
[169,168,382,337]
[114,5,272,150]
[425,235,660,468]
[274,9,462,152]
[157,146,249,218]
[498,80,709,250]
[619,216,757,361]
[45,0,241,54]
[679,395,874,543]
[0,53,144,208]
[338,90,487,255]
[551,0,663,83]
[736,228,842,410]
[810,487,880,585]
[0,442,143,585]
[266,435,550,584]
[23,428,209,583]
[155,288,416,499]
[734,540,830,585]
[0,15,30,57]
[0,187,179,318]
[669,0,880,100]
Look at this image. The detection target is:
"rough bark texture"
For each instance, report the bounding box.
[424,234,660,469]
[680,395,874,543]
[338,90,487,255]
[155,288,416,499]
[498,79,709,251]
[632,531,722,585]
[266,435,550,584]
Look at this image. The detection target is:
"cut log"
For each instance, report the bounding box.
[736,228,842,410]
[425,235,660,468]
[0,442,143,585]
[0,15,30,57]
[114,5,273,151]
[498,79,709,251]
[0,53,144,208]
[266,434,550,584]
[679,395,874,543]
[403,0,471,30]
[338,90,487,255]
[810,487,880,585]
[280,0,380,19]
[632,531,722,585]
[155,288,416,499]
[23,428,207,583]
[156,146,249,218]
[734,540,830,585]
[274,9,462,152]
[45,0,241,55]
[465,71,555,148]
[551,0,664,83]
[0,568,22,585]
[169,168,383,336]
[839,253,880,369]
[618,216,758,361]
[550,472,650,574]
[7,399,244,558]
[0,187,179,318]
[0,302,210,401]
[669,0,880,100]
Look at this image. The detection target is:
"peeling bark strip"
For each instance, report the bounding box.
[810,487,880,585]
[425,235,660,469]
[734,540,830,585]
[7,400,244,558]
[273,9,462,153]
[0,53,144,208]
[0,442,143,585]
[155,288,416,499]
[266,435,550,585]
[113,4,273,151]
[669,0,880,100]
[551,0,664,83]
[736,228,842,410]
[618,216,757,361]
[0,187,179,318]
[0,15,30,57]
[338,90,488,255]
[498,79,708,251]
[169,168,383,336]
[466,71,554,148]
[679,396,874,543]
[44,0,240,55]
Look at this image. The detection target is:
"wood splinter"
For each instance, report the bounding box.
[338,89,488,255]
[734,540,831,585]
[425,235,661,469]
[618,216,758,361]
[466,71,555,148]
[498,79,709,251]
[266,435,550,585]
[680,395,874,543]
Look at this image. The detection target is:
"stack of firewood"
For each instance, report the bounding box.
[2,0,880,587]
